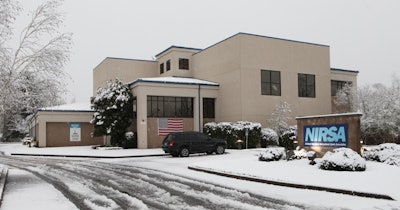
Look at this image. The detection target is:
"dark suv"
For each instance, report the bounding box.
[162,131,227,157]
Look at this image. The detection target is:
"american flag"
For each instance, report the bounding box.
[158,118,183,136]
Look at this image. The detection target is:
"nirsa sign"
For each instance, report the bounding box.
[304,124,348,147]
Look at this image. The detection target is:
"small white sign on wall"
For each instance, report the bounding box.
[70,123,81,141]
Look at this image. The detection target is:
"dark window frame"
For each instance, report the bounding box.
[160,63,164,74]
[298,73,316,98]
[179,58,189,70]
[166,60,171,71]
[203,98,215,118]
[261,70,281,96]
[331,80,352,96]
[147,96,193,117]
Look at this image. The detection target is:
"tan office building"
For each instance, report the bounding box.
[93,33,358,149]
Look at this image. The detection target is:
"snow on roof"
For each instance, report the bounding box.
[296,112,363,120]
[38,102,93,112]
[129,77,219,86]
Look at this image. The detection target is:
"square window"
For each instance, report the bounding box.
[179,58,189,70]
[261,70,281,96]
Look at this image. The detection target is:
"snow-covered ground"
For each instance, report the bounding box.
[0,143,399,209]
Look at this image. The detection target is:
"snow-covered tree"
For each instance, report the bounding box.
[0,0,72,140]
[358,75,400,144]
[268,101,292,137]
[332,83,358,113]
[91,79,134,146]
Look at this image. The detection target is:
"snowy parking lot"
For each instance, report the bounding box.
[0,143,399,209]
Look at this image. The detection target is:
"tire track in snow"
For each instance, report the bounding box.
[0,156,309,210]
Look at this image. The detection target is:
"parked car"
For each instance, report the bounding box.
[162,131,227,157]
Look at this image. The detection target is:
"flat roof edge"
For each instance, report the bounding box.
[296,112,363,120]
[331,68,359,74]
[129,79,219,87]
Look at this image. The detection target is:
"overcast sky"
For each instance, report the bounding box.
[16,0,400,103]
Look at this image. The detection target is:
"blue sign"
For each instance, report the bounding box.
[304,124,348,147]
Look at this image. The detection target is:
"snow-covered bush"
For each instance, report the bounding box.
[261,128,279,147]
[204,121,261,149]
[318,148,366,171]
[293,147,308,159]
[362,143,400,166]
[279,126,297,150]
[258,147,286,162]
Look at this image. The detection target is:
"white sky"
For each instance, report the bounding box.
[14,0,400,103]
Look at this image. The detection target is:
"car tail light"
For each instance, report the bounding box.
[169,141,174,147]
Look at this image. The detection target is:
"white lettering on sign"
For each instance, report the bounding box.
[304,124,348,147]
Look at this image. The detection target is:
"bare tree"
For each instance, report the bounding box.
[0,0,72,140]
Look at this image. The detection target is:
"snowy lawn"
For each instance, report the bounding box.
[189,149,400,201]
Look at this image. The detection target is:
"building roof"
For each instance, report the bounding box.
[155,46,202,58]
[331,68,359,74]
[37,102,94,112]
[128,76,219,87]
[296,112,363,120]
[155,33,329,59]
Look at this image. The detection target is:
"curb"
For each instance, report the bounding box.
[0,166,9,207]
[10,153,168,159]
[188,165,395,201]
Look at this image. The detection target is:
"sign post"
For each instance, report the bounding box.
[245,128,249,149]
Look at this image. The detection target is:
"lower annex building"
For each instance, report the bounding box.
[93,32,359,149]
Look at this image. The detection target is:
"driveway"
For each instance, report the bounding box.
[0,155,306,210]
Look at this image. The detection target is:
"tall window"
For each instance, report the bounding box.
[298,73,315,98]
[179,58,189,70]
[160,63,164,74]
[147,96,193,117]
[261,70,281,96]
[203,98,215,118]
[331,80,352,96]
[166,60,171,71]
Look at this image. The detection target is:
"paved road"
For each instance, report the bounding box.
[0,155,307,210]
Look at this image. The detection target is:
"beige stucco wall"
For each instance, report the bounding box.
[157,48,199,78]
[193,33,332,126]
[193,35,242,122]
[31,111,102,147]
[131,82,219,149]
[93,58,157,96]
[90,33,359,148]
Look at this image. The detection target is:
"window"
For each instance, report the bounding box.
[203,98,215,118]
[298,73,315,98]
[261,70,281,96]
[166,60,171,71]
[147,96,193,117]
[132,97,137,118]
[331,80,352,96]
[160,63,164,74]
[179,58,189,70]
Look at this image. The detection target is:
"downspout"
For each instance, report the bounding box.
[198,84,201,132]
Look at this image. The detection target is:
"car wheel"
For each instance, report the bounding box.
[215,145,225,155]
[180,148,190,157]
